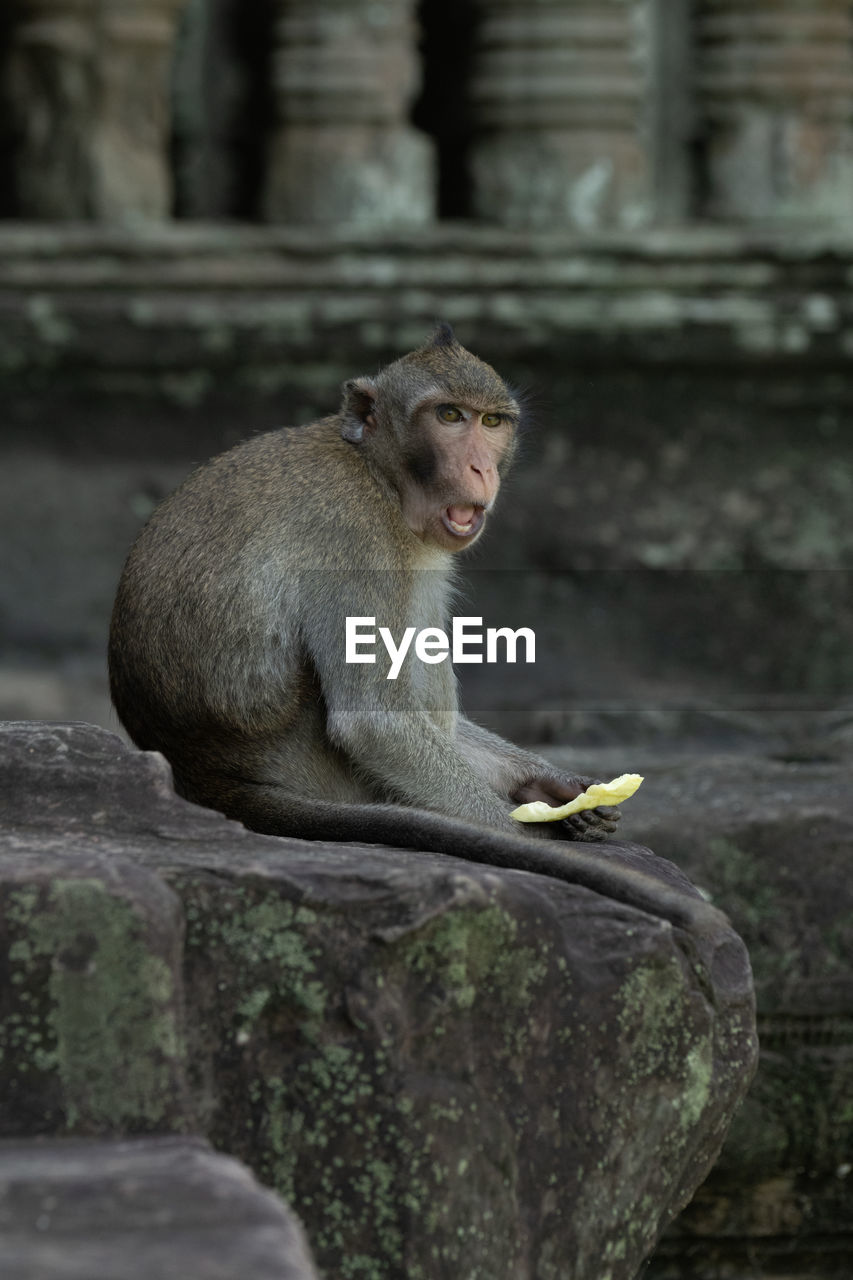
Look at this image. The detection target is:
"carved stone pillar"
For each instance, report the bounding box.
[4,0,182,220]
[696,0,853,222]
[92,0,184,220]
[3,0,99,217]
[467,0,654,231]
[264,0,435,227]
[170,0,266,218]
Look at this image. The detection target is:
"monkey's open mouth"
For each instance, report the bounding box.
[442,505,485,538]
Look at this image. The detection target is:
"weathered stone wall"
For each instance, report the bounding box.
[1,224,852,734]
[2,4,852,726]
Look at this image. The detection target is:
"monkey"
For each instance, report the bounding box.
[109,326,722,932]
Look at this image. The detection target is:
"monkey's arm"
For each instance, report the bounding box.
[324,699,519,834]
[300,578,529,834]
[456,716,620,842]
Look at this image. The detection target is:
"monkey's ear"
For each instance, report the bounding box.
[341,376,378,443]
[429,321,457,348]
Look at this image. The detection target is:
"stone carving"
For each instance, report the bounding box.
[696,0,853,221]
[263,0,434,227]
[467,0,654,230]
[4,0,183,220]
[5,0,853,229]
[93,0,184,220]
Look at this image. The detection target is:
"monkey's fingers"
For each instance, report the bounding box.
[585,803,621,829]
[561,814,604,841]
[561,805,621,841]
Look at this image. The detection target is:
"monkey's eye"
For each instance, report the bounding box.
[437,405,463,423]
[482,412,503,428]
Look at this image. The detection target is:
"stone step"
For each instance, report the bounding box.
[0,1136,318,1280]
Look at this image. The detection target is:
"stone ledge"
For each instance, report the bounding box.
[0,720,757,1280]
[3,220,853,261]
[0,1135,319,1280]
[1,223,853,375]
[589,748,853,1276]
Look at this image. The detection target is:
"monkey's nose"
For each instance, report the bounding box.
[469,463,498,504]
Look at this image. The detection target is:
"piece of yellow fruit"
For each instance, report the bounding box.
[510,773,644,823]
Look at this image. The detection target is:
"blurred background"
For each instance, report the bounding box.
[2,3,853,1274]
[2,0,853,753]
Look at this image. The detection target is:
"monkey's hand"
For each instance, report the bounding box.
[510,775,622,842]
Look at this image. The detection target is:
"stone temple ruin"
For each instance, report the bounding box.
[3,1,853,228]
[2,2,853,1277]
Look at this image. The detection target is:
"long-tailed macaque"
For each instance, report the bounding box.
[109,326,716,929]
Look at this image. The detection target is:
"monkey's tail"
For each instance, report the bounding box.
[215,783,728,937]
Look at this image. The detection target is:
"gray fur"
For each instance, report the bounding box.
[109,335,719,931]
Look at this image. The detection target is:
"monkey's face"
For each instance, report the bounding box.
[398,399,517,551]
[340,329,521,552]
